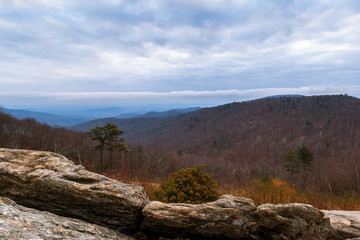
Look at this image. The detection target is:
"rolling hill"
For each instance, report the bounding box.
[71,94,360,154]
[70,94,360,192]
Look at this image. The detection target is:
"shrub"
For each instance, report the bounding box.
[153,164,219,204]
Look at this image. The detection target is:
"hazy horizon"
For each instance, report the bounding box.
[2,92,357,116]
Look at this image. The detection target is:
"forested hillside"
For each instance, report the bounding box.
[71,95,360,194]
[0,111,177,180]
[2,95,360,202]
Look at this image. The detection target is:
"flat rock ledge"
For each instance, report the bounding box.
[0,196,134,240]
[322,210,360,240]
[0,148,149,233]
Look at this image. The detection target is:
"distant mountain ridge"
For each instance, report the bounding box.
[2,108,87,127]
[2,106,201,127]
[115,107,201,118]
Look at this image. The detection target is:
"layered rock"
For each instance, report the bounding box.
[0,148,149,232]
[0,196,134,240]
[142,196,338,239]
[142,195,257,239]
[253,203,335,240]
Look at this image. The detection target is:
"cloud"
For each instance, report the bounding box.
[0,0,359,102]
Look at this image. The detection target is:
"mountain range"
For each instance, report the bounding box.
[2,108,87,127]
[1,107,201,127]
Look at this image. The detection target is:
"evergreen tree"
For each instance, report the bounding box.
[283,150,301,181]
[283,145,314,183]
[297,145,314,166]
[87,123,128,171]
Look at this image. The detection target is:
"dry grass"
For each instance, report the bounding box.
[106,173,360,210]
[221,178,360,210]
[104,172,160,200]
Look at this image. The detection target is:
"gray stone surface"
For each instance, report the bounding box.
[143,196,338,239]
[0,148,149,232]
[322,210,360,239]
[142,194,257,239]
[253,203,335,240]
[0,196,134,240]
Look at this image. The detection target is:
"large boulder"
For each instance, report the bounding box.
[253,203,335,240]
[142,194,258,239]
[0,196,134,240]
[0,148,149,233]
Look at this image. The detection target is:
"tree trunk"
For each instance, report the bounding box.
[100,149,104,172]
[77,146,83,166]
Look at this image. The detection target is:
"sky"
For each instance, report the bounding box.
[0,0,360,109]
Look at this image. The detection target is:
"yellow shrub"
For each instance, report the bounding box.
[152,164,219,204]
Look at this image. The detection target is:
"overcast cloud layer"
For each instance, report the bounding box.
[0,0,359,107]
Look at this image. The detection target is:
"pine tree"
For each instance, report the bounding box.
[87,123,128,171]
[283,145,314,183]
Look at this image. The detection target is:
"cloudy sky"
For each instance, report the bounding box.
[0,0,359,109]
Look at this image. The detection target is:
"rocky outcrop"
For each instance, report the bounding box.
[322,210,360,239]
[142,195,335,239]
[142,195,257,239]
[1,148,358,239]
[0,196,134,240]
[0,148,149,233]
[253,203,335,240]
